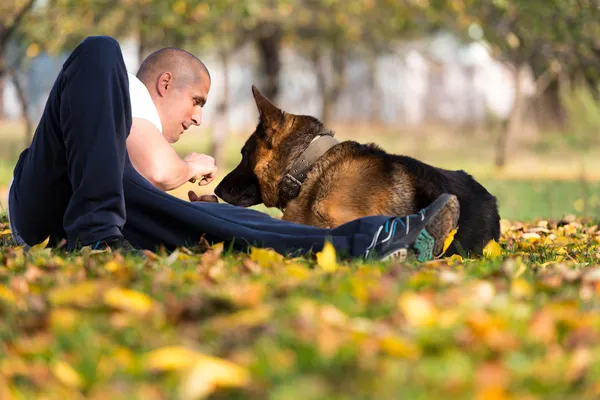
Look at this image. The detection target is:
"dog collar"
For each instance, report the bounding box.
[278,134,339,209]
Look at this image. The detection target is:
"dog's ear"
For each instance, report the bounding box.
[252,85,283,125]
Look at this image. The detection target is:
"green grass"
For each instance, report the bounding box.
[482,179,600,221]
[1,214,600,399]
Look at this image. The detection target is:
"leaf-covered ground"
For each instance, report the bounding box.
[1,216,600,399]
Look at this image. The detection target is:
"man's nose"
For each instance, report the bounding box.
[191,108,203,126]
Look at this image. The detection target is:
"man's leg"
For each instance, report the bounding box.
[122,165,459,260]
[9,36,131,248]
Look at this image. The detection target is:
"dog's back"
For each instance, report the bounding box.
[389,152,500,256]
[307,142,501,256]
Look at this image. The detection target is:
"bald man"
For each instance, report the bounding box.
[7,35,459,262]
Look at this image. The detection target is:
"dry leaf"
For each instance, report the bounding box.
[51,361,83,389]
[179,354,250,400]
[144,346,203,372]
[249,247,283,267]
[398,293,438,327]
[441,228,458,255]
[483,239,502,259]
[316,241,337,272]
[104,287,153,315]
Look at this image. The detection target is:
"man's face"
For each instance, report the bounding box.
[156,70,211,143]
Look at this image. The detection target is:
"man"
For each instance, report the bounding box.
[7,35,459,261]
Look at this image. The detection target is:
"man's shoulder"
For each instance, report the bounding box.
[127,73,163,134]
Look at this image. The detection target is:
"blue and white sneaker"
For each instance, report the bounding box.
[364,194,460,262]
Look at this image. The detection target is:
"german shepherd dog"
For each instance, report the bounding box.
[214,86,500,257]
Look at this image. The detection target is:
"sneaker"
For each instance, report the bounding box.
[364,194,460,262]
[89,235,137,252]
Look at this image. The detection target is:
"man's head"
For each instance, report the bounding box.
[137,47,211,143]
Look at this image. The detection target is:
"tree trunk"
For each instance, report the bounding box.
[0,74,4,121]
[533,79,566,130]
[138,27,148,65]
[311,45,346,125]
[329,45,345,123]
[255,22,282,101]
[367,53,381,124]
[0,52,5,121]
[210,49,230,168]
[311,48,329,123]
[495,65,525,170]
[10,69,32,146]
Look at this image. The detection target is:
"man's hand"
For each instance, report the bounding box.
[185,153,217,186]
[188,191,219,202]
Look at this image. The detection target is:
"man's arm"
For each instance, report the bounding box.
[127,118,215,191]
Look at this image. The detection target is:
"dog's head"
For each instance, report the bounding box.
[214,85,331,208]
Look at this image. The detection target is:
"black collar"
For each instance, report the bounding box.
[278,134,339,210]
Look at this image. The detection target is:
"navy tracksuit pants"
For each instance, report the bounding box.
[8,36,391,257]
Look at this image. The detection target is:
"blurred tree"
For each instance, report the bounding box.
[0,0,36,120]
[430,0,600,168]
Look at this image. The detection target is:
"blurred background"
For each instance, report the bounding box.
[0,0,599,221]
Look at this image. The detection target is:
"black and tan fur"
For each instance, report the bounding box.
[214,86,500,256]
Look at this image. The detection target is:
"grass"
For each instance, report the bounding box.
[2,121,600,398]
[1,213,600,399]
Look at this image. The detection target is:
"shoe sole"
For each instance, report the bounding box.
[381,194,460,262]
[418,194,460,260]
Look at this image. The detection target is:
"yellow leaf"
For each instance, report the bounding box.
[144,346,202,371]
[48,281,105,308]
[285,264,312,280]
[0,285,16,305]
[104,287,153,315]
[104,260,121,272]
[30,236,50,252]
[172,0,187,15]
[441,228,458,255]
[207,306,272,331]
[51,361,83,389]
[250,247,283,267]
[483,239,502,259]
[398,293,438,327]
[0,229,11,236]
[379,335,421,359]
[446,254,464,265]
[179,354,250,400]
[476,387,509,400]
[316,241,337,272]
[511,278,533,299]
[522,232,541,243]
[50,308,79,331]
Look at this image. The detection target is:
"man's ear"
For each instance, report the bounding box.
[252,85,283,126]
[157,72,173,97]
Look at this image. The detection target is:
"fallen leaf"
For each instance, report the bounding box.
[51,360,83,389]
[441,228,458,255]
[103,287,153,315]
[316,241,337,272]
[144,346,203,372]
[48,281,106,308]
[379,335,421,359]
[179,354,250,400]
[511,279,533,299]
[483,239,502,259]
[0,285,16,305]
[250,247,283,267]
[398,293,438,327]
[29,236,50,252]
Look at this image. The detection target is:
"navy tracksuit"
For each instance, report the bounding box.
[8,36,390,257]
